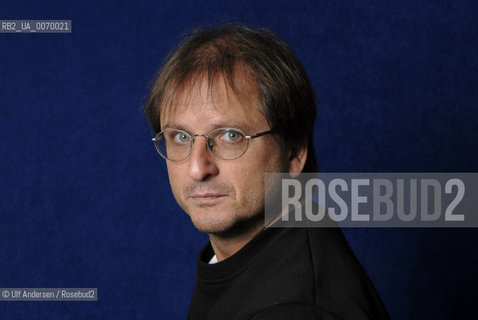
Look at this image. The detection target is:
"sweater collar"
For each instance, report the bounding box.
[196,226,280,281]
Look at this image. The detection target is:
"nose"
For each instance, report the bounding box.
[187,135,219,181]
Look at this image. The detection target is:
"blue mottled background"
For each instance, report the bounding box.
[1,0,477,319]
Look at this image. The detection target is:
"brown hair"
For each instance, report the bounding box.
[145,23,318,172]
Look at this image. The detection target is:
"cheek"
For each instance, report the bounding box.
[166,164,186,195]
[230,162,270,200]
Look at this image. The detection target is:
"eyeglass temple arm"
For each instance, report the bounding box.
[248,130,273,139]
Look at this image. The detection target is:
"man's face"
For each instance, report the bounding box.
[161,71,289,234]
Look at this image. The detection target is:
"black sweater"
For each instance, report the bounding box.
[187,227,390,319]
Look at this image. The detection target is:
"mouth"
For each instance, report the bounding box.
[188,193,228,204]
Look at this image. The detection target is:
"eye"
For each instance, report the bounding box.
[172,131,190,144]
[222,129,243,143]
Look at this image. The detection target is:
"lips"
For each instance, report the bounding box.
[184,183,232,205]
[189,193,227,199]
[188,193,228,206]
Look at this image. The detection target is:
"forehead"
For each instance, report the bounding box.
[160,68,267,131]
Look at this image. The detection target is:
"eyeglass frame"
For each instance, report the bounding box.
[152,127,273,161]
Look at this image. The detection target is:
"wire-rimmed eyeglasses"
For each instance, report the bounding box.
[152,128,273,161]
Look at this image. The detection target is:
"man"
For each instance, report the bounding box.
[145,23,389,319]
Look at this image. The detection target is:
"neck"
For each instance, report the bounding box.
[208,219,265,262]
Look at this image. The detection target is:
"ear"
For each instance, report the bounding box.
[288,145,308,178]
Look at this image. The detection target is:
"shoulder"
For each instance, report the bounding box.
[263,227,390,319]
[303,228,390,319]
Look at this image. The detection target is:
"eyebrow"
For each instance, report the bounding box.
[162,121,255,133]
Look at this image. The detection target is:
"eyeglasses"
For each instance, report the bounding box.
[152,128,273,161]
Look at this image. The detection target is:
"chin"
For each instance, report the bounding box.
[187,209,233,233]
[178,197,233,232]
[189,208,264,237]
